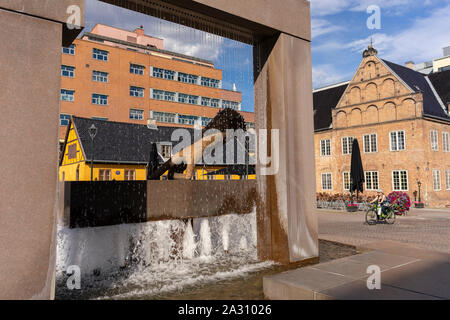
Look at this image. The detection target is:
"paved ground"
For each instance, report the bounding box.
[264,240,450,300]
[318,208,450,253]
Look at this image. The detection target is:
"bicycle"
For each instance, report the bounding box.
[365,203,396,225]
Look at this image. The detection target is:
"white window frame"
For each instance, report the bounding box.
[99,169,111,181]
[363,133,378,153]
[152,89,164,100]
[160,144,173,159]
[92,70,108,83]
[365,171,379,191]
[130,86,144,98]
[130,63,144,75]
[442,132,449,152]
[124,169,136,181]
[446,170,450,190]
[152,67,164,78]
[341,137,353,155]
[430,130,439,151]
[92,93,108,106]
[61,89,75,102]
[163,91,176,102]
[321,173,332,190]
[62,44,75,55]
[93,48,109,61]
[129,109,144,120]
[320,139,331,157]
[390,130,406,152]
[60,114,71,126]
[188,95,199,105]
[342,171,350,191]
[392,170,409,191]
[432,169,441,191]
[61,65,75,78]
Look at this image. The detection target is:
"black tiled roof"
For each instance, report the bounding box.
[383,59,450,121]
[313,83,348,131]
[206,165,256,176]
[428,69,450,110]
[67,117,254,166]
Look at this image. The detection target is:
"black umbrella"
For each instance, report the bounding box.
[350,139,364,202]
[147,143,159,180]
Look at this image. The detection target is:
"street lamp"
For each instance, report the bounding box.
[89,124,98,181]
[416,180,424,208]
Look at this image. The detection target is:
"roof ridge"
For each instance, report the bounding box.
[72,116,182,131]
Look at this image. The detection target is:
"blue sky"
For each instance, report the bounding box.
[311,0,450,88]
[85,0,450,112]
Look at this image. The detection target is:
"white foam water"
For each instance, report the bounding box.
[56,208,274,299]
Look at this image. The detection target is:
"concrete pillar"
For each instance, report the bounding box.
[0,0,83,300]
[255,34,318,264]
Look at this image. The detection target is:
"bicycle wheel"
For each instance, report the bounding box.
[385,210,396,224]
[365,208,378,225]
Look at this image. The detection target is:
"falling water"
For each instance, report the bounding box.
[239,236,248,251]
[199,218,212,257]
[220,215,230,252]
[55,208,275,299]
[182,221,196,259]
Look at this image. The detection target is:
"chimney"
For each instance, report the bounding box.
[135,25,145,36]
[405,61,415,70]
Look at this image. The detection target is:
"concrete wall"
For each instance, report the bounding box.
[0,0,83,300]
[192,0,311,41]
[147,180,257,220]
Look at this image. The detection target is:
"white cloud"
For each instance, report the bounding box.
[309,0,438,16]
[310,0,352,17]
[346,4,450,64]
[311,19,343,38]
[85,0,225,61]
[312,64,352,89]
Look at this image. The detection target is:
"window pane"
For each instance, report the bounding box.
[446,171,450,190]
[443,133,449,152]
[371,134,377,152]
[364,135,370,153]
[130,86,144,97]
[130,64,144,75]
[398,131,405,150]
[391,132,397,151]
[93,48,108,61]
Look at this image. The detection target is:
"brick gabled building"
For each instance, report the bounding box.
[314,45,450,207]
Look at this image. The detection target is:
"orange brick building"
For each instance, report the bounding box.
[60,24,254,142]
[314,45,450,208]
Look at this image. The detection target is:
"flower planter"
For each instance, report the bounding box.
[414,202,424,208]
[347,206,358,212]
